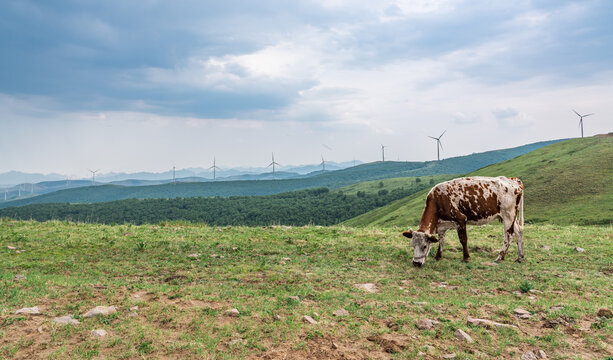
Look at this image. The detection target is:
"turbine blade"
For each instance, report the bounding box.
[438,140,444,151]
[583,113,594,117]
[428,136,437,140]
[439,130,446,138]
[572,109,581,117]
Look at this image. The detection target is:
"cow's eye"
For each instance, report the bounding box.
[422,245,427,251]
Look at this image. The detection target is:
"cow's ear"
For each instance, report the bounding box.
[402,230,413,238]
[427,234,439,243]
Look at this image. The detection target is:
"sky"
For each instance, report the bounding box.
[1,0,612,178]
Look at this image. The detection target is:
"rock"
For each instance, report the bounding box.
[386,320,399,331]
[333,308,349,317]
[302,315,318,325]
[288,296,300,302]
[130,306,139,311]
[14,274,26,281]
[514,308,531,319]
[15,250,23,253]
[529,289,543,294]
[37,326,44,333]
[481,262,498,267]
[469,288,479,295]
[187,253,200,259]
[597,308,613,318]
[83,306,117,318]
[232,247,238,251]
[210,254,219,258]
[550,305,564,311]
[466,316,517,329]
[228,338,246,346]
[7,246,17,250]
[416,318,434,330]
[15,306,41,315]
[417,351,426,357]
[91,329,107,337]
[282,257,290,261]
[443,353,457,359]
[528,296,537,301]
[331,342,339,349]
[454,329,473,342]
[521,351,538,360]
[354,283,378,293]
[535,349,547,359]
[273,315,282,321]
[541,246,551,251]
[574,247,585,252]
[53,316,80,325]
[424,345,435,353]
[224,308,240,317]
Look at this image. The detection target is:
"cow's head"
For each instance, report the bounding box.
[402,229,438,267]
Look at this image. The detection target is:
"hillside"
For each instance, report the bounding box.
[1,220,611,359]
[344,136,613,226]
[0,139,561,209]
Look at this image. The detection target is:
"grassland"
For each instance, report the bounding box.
[1,219,611,359]
[344,136,613,227]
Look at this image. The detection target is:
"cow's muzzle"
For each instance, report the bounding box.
[412,261,423,267]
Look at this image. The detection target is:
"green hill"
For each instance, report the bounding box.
[344,136,613,227]
[0,140,561,209]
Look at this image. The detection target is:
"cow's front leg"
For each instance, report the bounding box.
[457,226,470,262]
[434,230,447,260]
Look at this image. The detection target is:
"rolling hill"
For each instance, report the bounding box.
[343,136,613,226]
[0,139,562,209]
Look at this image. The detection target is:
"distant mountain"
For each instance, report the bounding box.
[0,171,65,187]
[0,139,563,209]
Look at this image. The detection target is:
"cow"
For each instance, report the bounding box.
[403,176,524,267]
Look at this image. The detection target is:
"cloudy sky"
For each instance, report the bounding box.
[1,0,611,177]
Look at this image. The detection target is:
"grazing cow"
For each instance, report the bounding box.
[403,176,524,267]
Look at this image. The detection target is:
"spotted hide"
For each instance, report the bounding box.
[403,176,524,267]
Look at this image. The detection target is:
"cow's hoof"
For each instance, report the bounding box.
[495,257,504,263]
[462,257,470,263]
[514,257,523,263]
[434,255,442,261]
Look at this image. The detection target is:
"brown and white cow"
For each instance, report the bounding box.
[403,176,524,267]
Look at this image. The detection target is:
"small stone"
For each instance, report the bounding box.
[83,306,117,318]
[37,326,44,333]
[228,338,246,346]
[528,296,537,300]
[469,288,479,295]
[574,247,585,252]
[443,353,457,359]
[224,308,240,317]
[273,315,282,321]
[15,306,41,315]
[288,296,300,302]
[550,305,564,311]
[354,283,378,293]
[529,289,543,294]
[331,342,339,349]
[282,257,290,261]
[302,315,318,325]
[187,253,200,259]
[466,316,517,329]
[597,308,613,318]
[91,329,107,337]
[514,308,531,319]
[541,246,551,250]
[210,254,218,258]
[416,318,434,330]
[454,329,473,342]
[15,250,23,253]
[7,246,16,250]
[129,312,138,317]
[535,349,547,359]
[232,247,238,251]
[481,262,498,266]
[417,351,426,356]
[53,315,80,325]
[333,309,349,317]
[521,351,538,360]
[14,274,26,281]
[130,306,139,311]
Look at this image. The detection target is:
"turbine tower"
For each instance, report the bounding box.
[88,169,100,186]
[320,155,326,172]
[208,157,220,180]
[172,165,176,184]
[381,145,387,162]
[267,153,280,179]
[573,110,594,138]
[428,130,446,161]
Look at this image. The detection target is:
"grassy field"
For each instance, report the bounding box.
[1,219,611,359]
[344,136,613,227]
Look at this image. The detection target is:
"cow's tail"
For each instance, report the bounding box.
[518,189,524,229]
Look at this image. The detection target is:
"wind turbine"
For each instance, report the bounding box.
[172,165,176,184]
[88,169,100,186]
[573,110,594,138]
[267,153,280,179]
[428,130,446,161]
[208,157,220,180]
[381,145,387,162]
[320,155,326,172]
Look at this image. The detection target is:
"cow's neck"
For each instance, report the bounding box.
[418,196,438,235]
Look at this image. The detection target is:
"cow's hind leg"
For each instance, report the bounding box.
[457,226,470,262]
[496,218,514,262]
[435,229,447,260]
[514,219,524,263]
